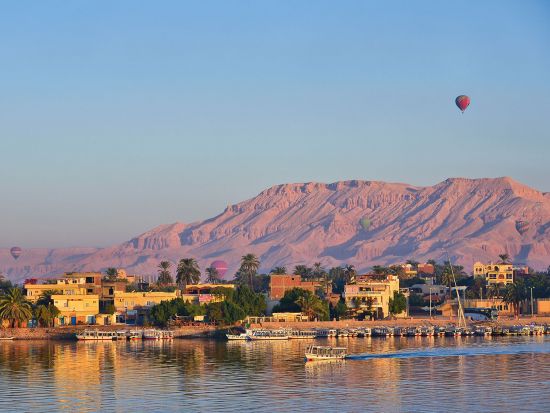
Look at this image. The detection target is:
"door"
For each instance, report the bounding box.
[71,316,77,325]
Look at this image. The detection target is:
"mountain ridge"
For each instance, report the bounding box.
[2,177,549,282]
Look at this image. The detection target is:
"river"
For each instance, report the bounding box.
[1,336,549,412]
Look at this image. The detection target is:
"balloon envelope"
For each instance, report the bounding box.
[10,247,22,260]
[210,260,228,277]
[515,220,529,235]
[455,95,470,112]
[360,217,371,230]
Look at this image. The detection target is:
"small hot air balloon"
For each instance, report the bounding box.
[360,217,371,231]
[10,247,22,260]
[515,220,529,235]
[210,260,228,277]
[455,95,470,113]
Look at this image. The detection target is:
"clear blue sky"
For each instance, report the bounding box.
[1,1,549,248]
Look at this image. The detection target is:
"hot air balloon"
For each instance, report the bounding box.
[360,217,371,231]
[515,220,529,235]
[210,260,228,277]
[455,95,470,113]
[10,247,22,260]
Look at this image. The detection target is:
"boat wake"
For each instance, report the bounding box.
[346,342,550,361]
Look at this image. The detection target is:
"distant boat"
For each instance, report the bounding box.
[245,329,289,340]
[0,337,15,341]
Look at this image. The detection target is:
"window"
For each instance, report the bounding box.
[87,289,94,294]
[86,277,94,284]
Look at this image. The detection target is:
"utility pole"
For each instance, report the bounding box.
[429,287,434,319]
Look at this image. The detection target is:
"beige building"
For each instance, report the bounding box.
[473,262,514,285]
[53,294,100,325]
[343,275,400,318]
[113,291,178,312]
[24,283,87,303]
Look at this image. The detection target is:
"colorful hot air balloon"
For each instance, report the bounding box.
[515,220,529,235]
[210,260,228,277]
[10,247,22,260]
[360,217,371,231]
[455,95,470,113]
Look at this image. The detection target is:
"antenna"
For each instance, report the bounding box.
[444,250,466,328]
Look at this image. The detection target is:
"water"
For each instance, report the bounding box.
[1,336,549,412]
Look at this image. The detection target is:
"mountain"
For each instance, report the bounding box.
[2,177,550,282]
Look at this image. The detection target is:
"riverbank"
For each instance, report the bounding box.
[0,325,220,340]
[2,316,550,340]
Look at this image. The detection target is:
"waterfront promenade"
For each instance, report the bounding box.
[3,316,550,340]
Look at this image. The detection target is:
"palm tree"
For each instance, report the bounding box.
[498,253,510,264]
[270,266,287,275]
[104,267,119,281]
[295,295,321,321]
[37,289,60,307]
[205,267,221,284]
[239,254,260,289]
[176,258,201,291]
[344,265,357,284]
[293,265,312,279]
[487,283,501,300]
[34,303,60,328]
[0,288,33,328]
[503,281,527,318]
[312,262,326,280]
[157,261,174,286]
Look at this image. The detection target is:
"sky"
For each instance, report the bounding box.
[1,1,549,248]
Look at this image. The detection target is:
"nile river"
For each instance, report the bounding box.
[1,336,549,412]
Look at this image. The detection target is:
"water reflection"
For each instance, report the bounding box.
[0,337,549,412]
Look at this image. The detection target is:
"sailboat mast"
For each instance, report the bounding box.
[446,252,466,328]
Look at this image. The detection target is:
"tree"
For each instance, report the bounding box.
[293,265,312,279]
[0,288,33,328]
[34,303,60,327]
[498,253,511,264]
[312,262,326,280]
[330,300,349,320]
[487,283,501,299]
[372,265,388,275]
[104,268,119,281]
[205,267,221,284]
[503,280,527,318]
[37,289,60,307]
[295,294,327,321]
[270,267,287,275]
[388,291,407,316]
[238,254,260,290]
[157,261,174,286]
[344,265,357,284]
[176,258,201,290]
[406,259,420,269]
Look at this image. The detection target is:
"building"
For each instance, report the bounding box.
[53,294,100,325]
[473,262,514,285]
[417,263,435,275]
[113,291,178,324]
[182,283,236,305]
[269,275,321,300]
[24,283,87,303]
[343,275,400,318]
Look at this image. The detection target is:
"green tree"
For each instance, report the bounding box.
[0,288,33,328]
[176,258,201,290]
[238,254,260,290]
[293,265,312,279]
[34,303,60,327]
[37,289,61,306]
[312,262,326,280]
[503,280,527,318]
[331,300,349,320]
[104,268,119,281]
[388,291,407,316]
[270,266,287,275]
[344,265,357,284]
[498,253,511,264]
[205,267,221,284]
[157,261,174,286]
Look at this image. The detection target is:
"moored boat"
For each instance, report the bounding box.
[246,329,289,340]
[76,330,118,341]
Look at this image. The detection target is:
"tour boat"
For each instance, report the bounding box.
[76,330,119,341]
[245,329,289,340]
[0,337,15,340]
[288,329,317,339]
[305,345,347,362]
[143,329,174,340]
[226,333,249,340]
[315,328,337,338]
